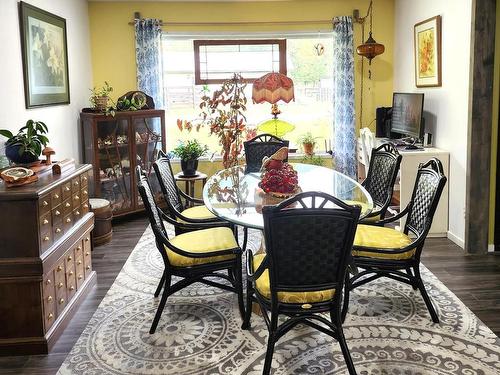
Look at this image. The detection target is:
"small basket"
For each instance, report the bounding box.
[93,96,109,112]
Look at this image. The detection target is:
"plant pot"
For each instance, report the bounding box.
[5,143,39,165]
[303,142,315,156]
[181,159,199,176]
[94,96,109,112]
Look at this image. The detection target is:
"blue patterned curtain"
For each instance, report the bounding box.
[332,16,356,179]
[135,19,163,108]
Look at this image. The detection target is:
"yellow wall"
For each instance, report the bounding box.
[488,2,500,245]
[88,0,394,135]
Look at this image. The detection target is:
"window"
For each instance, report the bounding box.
[194,39,286,85]
[162,34,333,154]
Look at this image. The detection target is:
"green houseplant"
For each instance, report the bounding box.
[90,81,113,112]
[0,120,49,165]
[172,139,208,176]
[297,132,318,156]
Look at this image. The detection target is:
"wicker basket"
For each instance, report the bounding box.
[93,96,109,112]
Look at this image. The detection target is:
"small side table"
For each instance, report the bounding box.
[174,171,208,205]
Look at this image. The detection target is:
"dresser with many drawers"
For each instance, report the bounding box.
[0,164,95,355]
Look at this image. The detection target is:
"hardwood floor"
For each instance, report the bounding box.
[0,216,499,374]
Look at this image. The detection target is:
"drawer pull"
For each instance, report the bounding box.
[85,251,90,256]
[57,265,63,272]
[85,237,90,242]
[65,186,70,192]
[55,228,61,233]
[69,285,75,291]
[83,176,88,181]
[74,195,80,200]
[48,313,54,320]
[59,298,65,304]
[75,210,80,216]
[74,181,79,186]
[83,204,89,209]
[66,218,71,223]
[86,265,91,270]
[42,200,49,207]
[55,210,61,216]
[76,246,82,251]
[69,270,74,276]
[77,260,82,265]
[83,190,88,195]
[46,279,51,285]
[47,295,53,302]
[54,193,60,199]
[58,282,64,288]
[68,255,73,261]
[65,202,71,208]
[43,236,50,242]
[78,274,83,280]
[43,219,49,225]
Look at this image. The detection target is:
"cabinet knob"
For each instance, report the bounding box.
[55,228,62,233]
[43,236,50,242]
[58,282,64,288]
[78,275,83,280]
[46,279,51,285]
[43,219,49,225]
[69,270,74,276]
[85,237,90,242]
[83,176,88,181]
[74,181,79,186]
[65,202,71,208]
[68,255,73,261]
[55,210,61,216]
[74,195,80,200]
[83,204,89,209]
[66,218,71,223]
[69,285,75,291]
[59,298,65,304]
[85,251,90,256]
[75,210,80,216]
[47,295,53,302]
[65,186,70,191]
[54,194,59,199]
[48,313,54,320]
[76,246,82,251]
[86,265,91,270]
[42,200,49,207]
[57,265,63,272]
[77,260,82,265]
[83,190,88,195]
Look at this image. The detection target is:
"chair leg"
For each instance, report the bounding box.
[242,279,253,330]
[242,226,248,251]
[234,258,245,321]
[262,332,277,375]
[406,267,417,290]
[341,274,351,323]
[150,273,171,334]
[413,265,439,323]
[337,328,357,375]
[154,271,166,298]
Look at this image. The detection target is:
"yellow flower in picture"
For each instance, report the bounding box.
[418,28,435,78]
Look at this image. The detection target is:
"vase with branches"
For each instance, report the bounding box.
[177,73,247,169]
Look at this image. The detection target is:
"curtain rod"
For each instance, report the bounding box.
[128,19,335,27]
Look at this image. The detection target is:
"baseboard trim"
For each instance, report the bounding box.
[447,231,465,248]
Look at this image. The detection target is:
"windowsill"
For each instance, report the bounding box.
[167,152,332,163]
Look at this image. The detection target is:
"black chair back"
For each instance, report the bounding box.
[262,192,360,299]
[404,158,447,237]
[153,151,184,215]
[243,133,289,173]
[363,143,402,211]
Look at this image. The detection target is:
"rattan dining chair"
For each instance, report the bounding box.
[153,151,221,235]
[136,166,245,334]
[344,158,447,323]
[358,143,402,223]
[243,191,361,375]
[243,133,289,173]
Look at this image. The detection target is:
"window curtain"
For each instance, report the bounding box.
[332,16,356,179]
[135,19,163,108]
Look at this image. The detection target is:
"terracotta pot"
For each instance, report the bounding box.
[303,142,315,156]
[94,96,109,112]
[181,159,198,176]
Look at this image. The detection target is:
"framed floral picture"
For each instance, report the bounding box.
[19,2,70,108]
[414,15,442,87]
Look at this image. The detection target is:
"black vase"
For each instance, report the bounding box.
[5,143,39,165]
[181,159,198,176]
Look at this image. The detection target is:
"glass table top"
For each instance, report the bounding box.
[203,163,373,229]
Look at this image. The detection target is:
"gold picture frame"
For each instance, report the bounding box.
[414,15,442,87]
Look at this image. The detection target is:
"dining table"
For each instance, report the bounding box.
[202,163,374,232]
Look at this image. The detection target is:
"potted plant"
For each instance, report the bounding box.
[0,120,49,165]
[301,154,324,166]
[297,132,318,156]
[172,139,208,176]
[90,81,113,112]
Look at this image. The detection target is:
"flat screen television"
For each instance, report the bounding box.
[390,93,425,140]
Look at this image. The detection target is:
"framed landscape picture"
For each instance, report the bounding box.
[19,2,70,108]
[414,15,442,87]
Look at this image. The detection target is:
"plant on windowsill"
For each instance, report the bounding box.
[177,73,247,169]
[0,120,49,165]
[171,139,208,177]
[300,154,324,166]
[297,132,318,156]
[90,81,113,113]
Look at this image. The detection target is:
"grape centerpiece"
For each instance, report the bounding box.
[258,147,299,198]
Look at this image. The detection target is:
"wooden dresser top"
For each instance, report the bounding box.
[0,164,92,201]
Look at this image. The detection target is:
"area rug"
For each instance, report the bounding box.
[58,226,500,375]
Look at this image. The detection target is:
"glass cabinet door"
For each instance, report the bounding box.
[133,116,163,207]
[96,118,133,214]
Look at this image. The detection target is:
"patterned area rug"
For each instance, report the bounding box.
[58,226,500,375]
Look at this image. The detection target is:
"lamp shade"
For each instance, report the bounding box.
[356,32,385,62]
[257,118,295,138]
[252,72,295,104]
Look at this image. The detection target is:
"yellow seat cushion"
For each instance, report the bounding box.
[253,254,335,304]
[344,200,381,222]
[177,205,216,223]
[166,227,237,267]
[353,224,415,260]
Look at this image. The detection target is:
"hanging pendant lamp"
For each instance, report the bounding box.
[356,0,385,63]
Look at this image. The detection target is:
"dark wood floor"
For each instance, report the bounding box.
[1,216,499,374]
